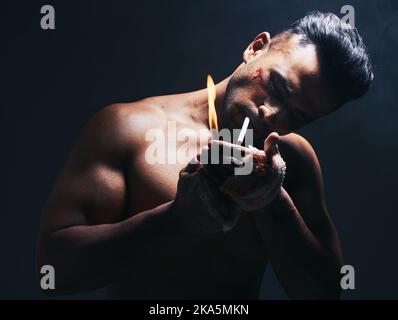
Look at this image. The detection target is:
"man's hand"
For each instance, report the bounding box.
[172,149,241,234]
[172,132,287,233]
[220,132,287,211]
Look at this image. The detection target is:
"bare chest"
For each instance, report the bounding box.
[114,117,270,297]
[119,152,268,298]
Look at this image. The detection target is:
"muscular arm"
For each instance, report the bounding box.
[36,103,178,294]
[251,135,343,299]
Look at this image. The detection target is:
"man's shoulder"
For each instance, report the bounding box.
[278,133,318,162]
[277,133,322,186]
[71,99,167,166]
[90,99,167,140]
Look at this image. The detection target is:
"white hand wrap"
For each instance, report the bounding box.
[175,159,240,234]
[220,146,286,211]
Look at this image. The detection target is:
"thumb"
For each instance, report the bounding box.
[263,132,279,163]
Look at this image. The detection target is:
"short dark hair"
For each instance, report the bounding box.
[286,11,374,105]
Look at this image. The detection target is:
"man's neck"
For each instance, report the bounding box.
[184,75,232,129]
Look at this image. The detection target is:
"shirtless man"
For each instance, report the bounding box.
[37,12,373,299]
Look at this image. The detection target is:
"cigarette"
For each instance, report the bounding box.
[237,117,250,144]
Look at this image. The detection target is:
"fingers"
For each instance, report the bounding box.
[208,140,252,163]
[202,156,242,185]
[198,171,240,230]
[202,140,251,184]
[263,132,279,163]
[191,139,259,185]
[181,156,202,175]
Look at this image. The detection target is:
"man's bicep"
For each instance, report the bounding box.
[292,188,343,270]
[291,169,328,237]
[40,104,139,234]
[290,150,341,257]
[42,161,126,233]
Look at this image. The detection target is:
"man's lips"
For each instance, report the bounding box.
[229,101,271,134]
[245,104,270,134]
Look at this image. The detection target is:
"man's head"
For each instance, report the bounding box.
[223,11,374,143]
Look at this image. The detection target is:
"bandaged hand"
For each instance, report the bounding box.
[172,150,241,234]
[220,132,286,211]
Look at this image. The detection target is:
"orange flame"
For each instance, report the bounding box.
[207,74,218,131]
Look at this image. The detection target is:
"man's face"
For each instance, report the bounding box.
[223,33,337,144]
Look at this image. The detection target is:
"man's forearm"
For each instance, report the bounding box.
[37,201,180,294]
[251,188,342,299]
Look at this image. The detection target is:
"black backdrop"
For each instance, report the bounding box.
[2,0,398,299]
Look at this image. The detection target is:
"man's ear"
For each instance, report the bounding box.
[243,32,271,63]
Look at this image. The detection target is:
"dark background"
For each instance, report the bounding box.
[2,0,397,299]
